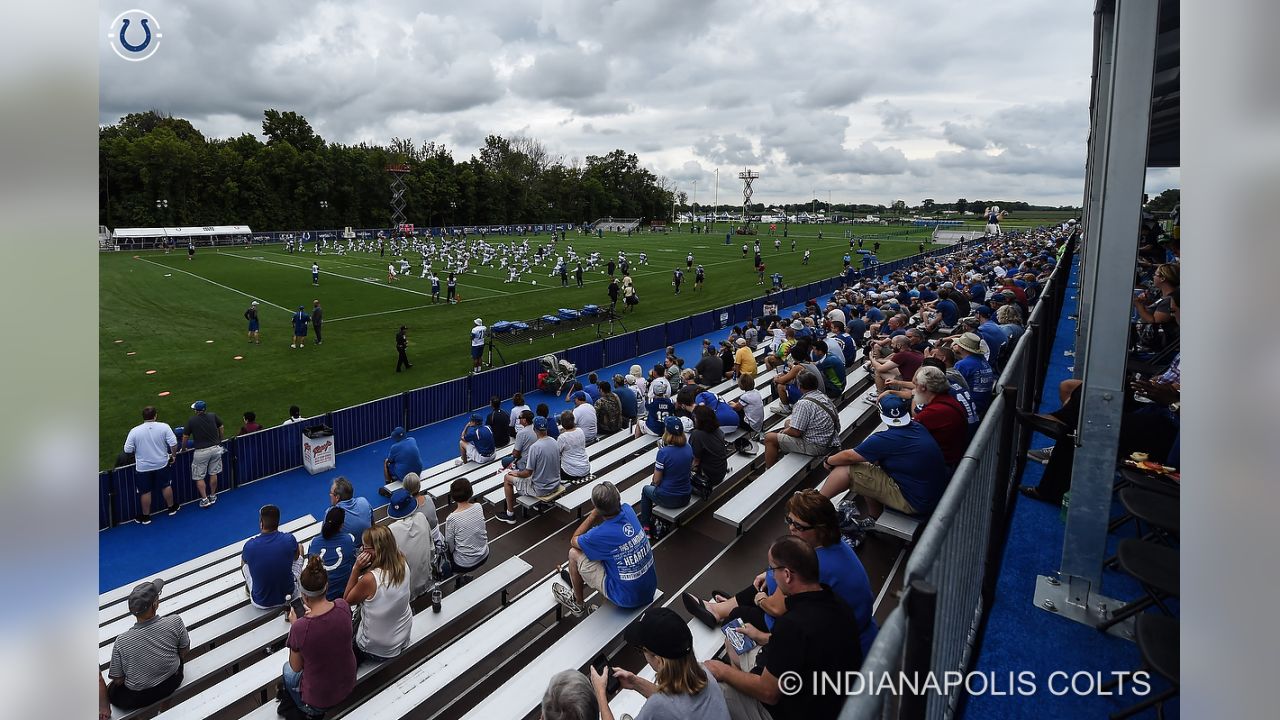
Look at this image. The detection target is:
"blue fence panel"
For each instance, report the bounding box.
[331,394,404,452]
[603,332,638,367]
[110,466,140,524]
[665,318,691,345]
[407,379,470,429]
[99,471,112,530]
[733,301,753,325]
[751,298,767,318]
[636,324,667,355]
[234,418,322,486]
[689,310,716,337]
[565,341,604,375]
[469,364,520,409]
[518,358,542,392]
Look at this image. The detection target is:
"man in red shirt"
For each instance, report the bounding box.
[866,335,923,400]
[905,366,968,469]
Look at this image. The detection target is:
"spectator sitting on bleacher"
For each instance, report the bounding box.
[729,375,765,435]
[881,366,969,470]
[690,405,731,493]
[732,337,757,379]
[444,478,490,582]
[695,344,725,386]
[613,374,639,431]
[496,416,563,524]
[921,356,980,434]
[541,670,598,720]
[456,414,497,467]
[769,341,819,414]
[307,506,357,601]
[948,332,995,415]
[557,411,592,484]
[582,373,603,403]
[344,525,413,663]
[818,395,949,522]
[637,379,676,438]
[329,476,371,541]
[973,305,1007,368]
[400,473,443,543]
[242,504,302,609]
[281,555,356,719]
[764,372,839,469]
[684,490,878,659]
[697,390,742,435]
[106,578,189,711]
[485,395,512,448]
[595,382,624,436]
[865,335,922,403]
[501,410,536,472]
[811,341,846,399]
[571,391,600,443]
[630,364,649,399]
[509,392,531,427]
[537,402,561,439]
[554,481,658,616]
[704,535,862,720]
[384,426,422,490]
[387,488,434,600]
[638,416,694,534]
[591,606,732,720]
[826,321,858,368]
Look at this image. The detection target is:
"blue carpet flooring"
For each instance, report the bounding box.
[99,293,832,592]
[961,261,1178,719]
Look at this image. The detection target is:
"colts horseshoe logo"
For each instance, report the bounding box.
[108,10,163,62]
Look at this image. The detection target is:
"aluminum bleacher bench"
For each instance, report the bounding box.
[475,428,645,505]
[555,441,663,514]
[457,591,663,720]
[236,556,533,720]
[340,576,565,720]
[609,617,722,718]
[817,421,921,542]
[515,483,568,517]
[156,556,532,720]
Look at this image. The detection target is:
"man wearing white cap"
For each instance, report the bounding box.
[244,300,261,344]
[470,318,487,374]
[106,579,189,710]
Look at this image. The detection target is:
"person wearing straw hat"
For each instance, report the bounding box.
[106,579,189,710]
[590,606,730,720]
[949,331,995,415]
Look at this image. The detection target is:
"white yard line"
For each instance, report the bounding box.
[135,258,291,312]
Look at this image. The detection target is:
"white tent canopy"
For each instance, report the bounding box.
[113,225,252,239]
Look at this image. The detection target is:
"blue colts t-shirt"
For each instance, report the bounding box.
[307,532,357,600]
[956,355,995,415]
[645,397,675,435]
[465,424,496,456]
[654,443,694,498]
[577,505,658,608]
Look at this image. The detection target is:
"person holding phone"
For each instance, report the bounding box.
[281,556,356,718]
[344,525,413,663]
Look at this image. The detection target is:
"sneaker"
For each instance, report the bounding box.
[210,494,217,505]
[1028,447,1054,464]
[552,582,585,617]
[168,504,180,516]
[138,514,152,525]
[453,458,465,467]
[199,497,213,508]
[494,511,518,525]
[291,344,297,349]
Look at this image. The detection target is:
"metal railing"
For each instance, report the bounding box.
[840,235,1077,720]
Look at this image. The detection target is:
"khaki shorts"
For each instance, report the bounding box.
[776,433,831,457]
[575,552,613,604]
[191,446,223,480]
[846,463,916,514]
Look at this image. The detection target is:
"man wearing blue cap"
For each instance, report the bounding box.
[817,395,949,522]
[382,426,422,496]
[496,416,562,524]
[458,414,496,466]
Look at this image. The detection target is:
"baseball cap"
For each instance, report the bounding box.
[623,607,693,659]
[571,391,588,402]
[250,300,259,306]
[650,378,670,397]
[474,318,483,325]
[469,414,482,423]
[695,391,718,407]
[391,426,407,440]
[387,488,415,519]
[736,337,747,346]
[533,416,549,431]
[975,305,993,317]
[127,579,165,616]
[663,416,685,434]
[879,395,912,427]
[191,400,206,411]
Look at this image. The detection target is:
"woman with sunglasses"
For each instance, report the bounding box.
[682,489,878,658]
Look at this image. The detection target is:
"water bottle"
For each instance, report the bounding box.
[431,586,442,614]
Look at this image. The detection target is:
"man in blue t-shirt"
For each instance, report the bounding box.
[696,390,741,431]
[952,333,995,415]
[974,305,1007,368]
[554,481,657,616]
[612,375,638,430]
[811,342,846,398]
[306,506,356,600]
[241,504,301,608]
[384,426,422,486]
[817,396,949,518]
[458,413,496,463]
[329,476,371,541]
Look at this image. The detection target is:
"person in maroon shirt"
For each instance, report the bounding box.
[905,366,969,469]
[281,555,357,717]
[866,335,924,397]
[239,411,262,435]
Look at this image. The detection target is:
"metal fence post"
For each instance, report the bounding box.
[985,386,1019,605]
[899,580,937,720]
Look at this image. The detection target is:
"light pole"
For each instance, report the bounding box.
[692,179,698,222]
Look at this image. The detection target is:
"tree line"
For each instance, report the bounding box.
[99,109,677,231]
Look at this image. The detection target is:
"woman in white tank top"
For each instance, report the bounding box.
[344,525,413,662]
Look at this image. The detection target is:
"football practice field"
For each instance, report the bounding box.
[99,218,1062,469]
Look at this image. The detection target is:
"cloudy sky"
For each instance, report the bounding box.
[100,0,1178,207]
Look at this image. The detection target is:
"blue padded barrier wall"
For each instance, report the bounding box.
[108,438,233,525]
[665,318,691,345]
[99,472,112,530]
[469,364,520,409]
[565,342,604,376]
[603,332,638,367]
[407,380,470,430]
[110,466,139,525]
[733,301,753,325]
[235,421,320,487]
[518,358,542,391]
[751,298,766,318]
[713,307,733,330]
[331,394,404,452]
[636,324,667,355]
[689,310,716,337]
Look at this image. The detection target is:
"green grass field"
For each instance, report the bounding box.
[98,216,1071,468]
